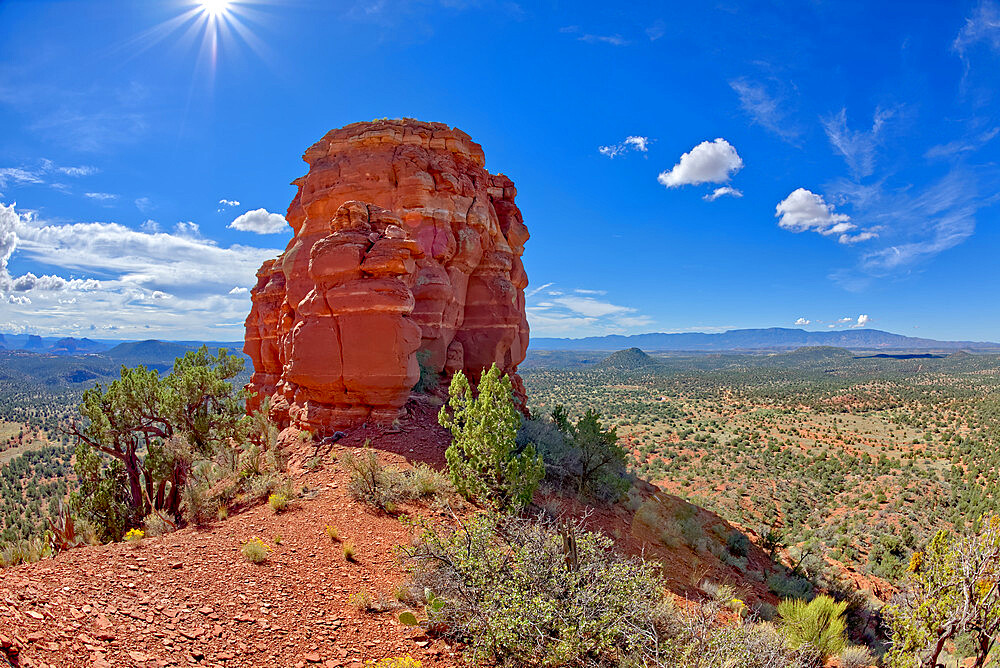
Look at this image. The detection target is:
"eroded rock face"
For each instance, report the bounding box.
[244,119,530,434]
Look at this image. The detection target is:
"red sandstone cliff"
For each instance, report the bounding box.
[244,119,530,435]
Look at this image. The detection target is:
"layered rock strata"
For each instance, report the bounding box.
[244,119,529,433]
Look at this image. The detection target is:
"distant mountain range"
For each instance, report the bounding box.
[531,328,1000,352]
[0,335,243,356]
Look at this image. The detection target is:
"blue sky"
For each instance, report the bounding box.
[0,0,998,341]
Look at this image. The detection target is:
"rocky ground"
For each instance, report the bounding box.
[0,432,459,668]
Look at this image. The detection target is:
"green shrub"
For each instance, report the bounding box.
[777,595,848,661]
[405,464,452,498]
[518,407,631,501]
[727,529,751,557]
[403,512,669,666]
[767,571,813,600]
[340,444,398,511]
[439,365,543,511]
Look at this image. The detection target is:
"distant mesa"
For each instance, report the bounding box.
[532,327,1000,352]
[49,337,104,354]
[600,347,658,370]
[24,334,44,350]
[243,119,530,436]
[105,339,194,362]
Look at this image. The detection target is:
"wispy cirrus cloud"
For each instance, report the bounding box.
[0,159,99,194]
[525,283,652,336]
[822,107,895,180]
[730,78,802,143]
[560,25,630,46]
[954,1,1000,58]
[925,126,999,160]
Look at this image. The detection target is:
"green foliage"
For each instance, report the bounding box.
[867,533,909,580]
[71,441,137,542]
[439,365,543,510]
[341,444,396,511]
[340,446,453,512]
[727,529,751,557]
[517,405,629,501]
[403,512,670,666]
[884,517,1000,668]
[0,533,54,568]
[767,572,814,601]
[777,595,848,661]
[69,347,247,538]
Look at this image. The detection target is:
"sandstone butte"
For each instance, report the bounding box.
[243,119,530,437]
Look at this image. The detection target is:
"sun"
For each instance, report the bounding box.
[199,0,232,16]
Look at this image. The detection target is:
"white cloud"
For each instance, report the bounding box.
[219,199,240,207]
[7,295,30,305]
[795,318,810,326]
[838,317,853,324]
[135,197,153,213]
[729,79,801,142]
[228,208,288,234]
[598,136,650,158]
[11,272,67,292]
[839,231,879,244]
[0,168,45,188]
[174,221,200,237]
[854,314,870,327]
[657,138,743,188]
[574,288,607,295]
[775,188,879,245]
[140,219,160,233]
[776,188,851,233]
[85,192,117,201]
[0,202,280,338]
[703,186,743,201]
[228,286,249,295]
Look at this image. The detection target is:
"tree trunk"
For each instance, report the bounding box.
[921,627,953,668]
[123,454,146,518]
[972,632,993,668]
